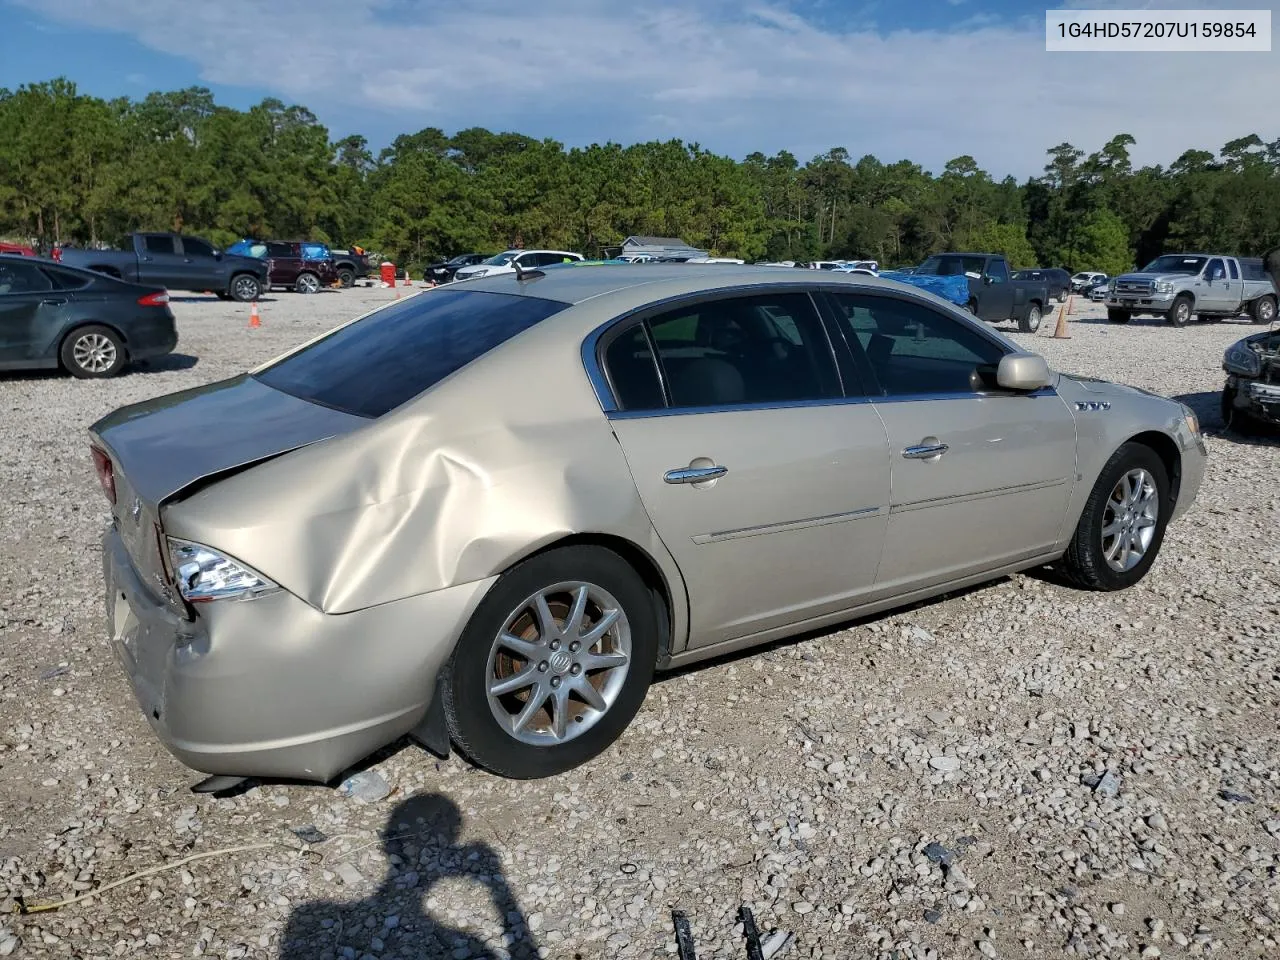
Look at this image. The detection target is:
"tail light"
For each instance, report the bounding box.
[138,291,170,307]
[90,446,116,504]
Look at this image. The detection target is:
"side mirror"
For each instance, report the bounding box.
[997,352,1050,391]
[983,275,995,285]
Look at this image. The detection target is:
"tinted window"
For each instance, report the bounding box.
[646,292,840,408]
[183,237,215,258]
[602,323,664,411]
[40,265,91,290]
[266,242,294,258]
[1206,258,1225,280]
[143,235,175,254]
[828,293,1005,396]
[918,255,987,277]
[986,259,1009,283]
[255,289,570,418]
[1228,259,1240,280]
[0,260,53,294]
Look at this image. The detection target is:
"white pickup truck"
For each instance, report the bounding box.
[1105,254,1277,327]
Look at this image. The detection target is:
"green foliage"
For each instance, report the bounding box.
[4,78,1280,275]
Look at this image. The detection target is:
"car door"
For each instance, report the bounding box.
[979,258,1015,321]
[823,290,1077,593]
[1197,258,1233,313]
[598,290,892,648]
[265,242,299,287]
[0,261,69,364]
[136,234,187,288]
[177,236,223,291]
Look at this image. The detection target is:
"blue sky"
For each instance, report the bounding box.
[1,0,1276,178]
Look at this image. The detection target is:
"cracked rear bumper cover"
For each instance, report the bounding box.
[102,527,494,783]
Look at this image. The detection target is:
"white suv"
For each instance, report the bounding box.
[454,249,584,280]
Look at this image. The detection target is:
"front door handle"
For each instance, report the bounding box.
[664,465,728,484]
[41,298,67,306]
[903,442,949,460]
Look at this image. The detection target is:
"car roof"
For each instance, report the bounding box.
[454,263,955,306]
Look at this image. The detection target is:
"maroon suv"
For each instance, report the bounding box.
[230,240,338,293]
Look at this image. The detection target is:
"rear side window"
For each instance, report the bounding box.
[40,265,91,290]
[603,324,664,410]
[143,235,175,254]
[255,289,570,418]
[266,242,294,258]
[645,292,840,408]
[1228,259,1240,280]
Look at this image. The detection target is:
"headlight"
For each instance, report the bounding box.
[167,539,277,603]
[1223,343,1262,377]
[1155,280,1174,294]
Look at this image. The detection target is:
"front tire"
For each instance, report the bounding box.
[61,325,127,379]
[1061,442,1170,591]
[1167,295,1193,327]
[1250,295,1276,325]
[230,273,261,302]
[442,546,657,779]
[1018,303,1043,333]
[295,272,320,294]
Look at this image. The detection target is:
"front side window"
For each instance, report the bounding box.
[143,235,175,255]
[255,289,570,418]
[183,237,215,258]
[644,292,840,408]
[1206,258,1226,281]
[828,293,1005,396]
[985,259,1009,283]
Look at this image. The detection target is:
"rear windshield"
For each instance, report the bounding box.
[254,289,570,418]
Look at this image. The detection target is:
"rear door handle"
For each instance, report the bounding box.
[903,442,948,460]
[664,465,728,484]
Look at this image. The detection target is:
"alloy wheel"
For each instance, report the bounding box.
[485,581,632,746]
[1101,468,1159,572]
[72,333,117,373]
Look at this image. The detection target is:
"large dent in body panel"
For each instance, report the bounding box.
[163,330,666,617]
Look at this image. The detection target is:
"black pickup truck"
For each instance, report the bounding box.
[329,248,372,287]
[56,233,268,301]
[915,253,1050,332]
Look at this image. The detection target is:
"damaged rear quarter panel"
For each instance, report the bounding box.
[161,313,687,630]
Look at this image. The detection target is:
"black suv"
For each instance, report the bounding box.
[425,253,490,284]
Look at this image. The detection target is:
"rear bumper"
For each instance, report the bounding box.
[127,313,178,359]
[102,527,494,782]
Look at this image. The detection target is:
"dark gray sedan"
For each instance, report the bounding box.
[0,255,178,378]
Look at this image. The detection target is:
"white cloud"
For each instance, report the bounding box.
[12,0,1280,177]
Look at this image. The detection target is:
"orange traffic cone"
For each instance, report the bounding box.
[248,302,261,328]
[1052,296,1072,339]
[403,270,412,287]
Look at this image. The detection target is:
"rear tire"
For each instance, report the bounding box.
[966,300,979,316]
[1250,294,1276,325]
[1167,295,1193,327]
[295,272,320,294]
[230,273,261,302]
[1060,442,1170,591]
[60,324,127,379]
[1018,303,1043,333]
[441,546,657,779]
[1107,308,1131,324]
[337,268,355,288]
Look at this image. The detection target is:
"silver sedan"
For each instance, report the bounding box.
[91,265,1207,786]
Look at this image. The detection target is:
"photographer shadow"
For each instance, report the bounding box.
[279,793,539,960]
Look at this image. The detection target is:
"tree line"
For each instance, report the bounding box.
[2,78,1279,277]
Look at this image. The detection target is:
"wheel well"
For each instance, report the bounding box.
[1127,430,1182,507]
[518,533,676,666]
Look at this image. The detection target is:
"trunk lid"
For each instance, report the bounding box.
[90,375,368,589]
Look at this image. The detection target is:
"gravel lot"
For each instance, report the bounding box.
[0,289,1276,960]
